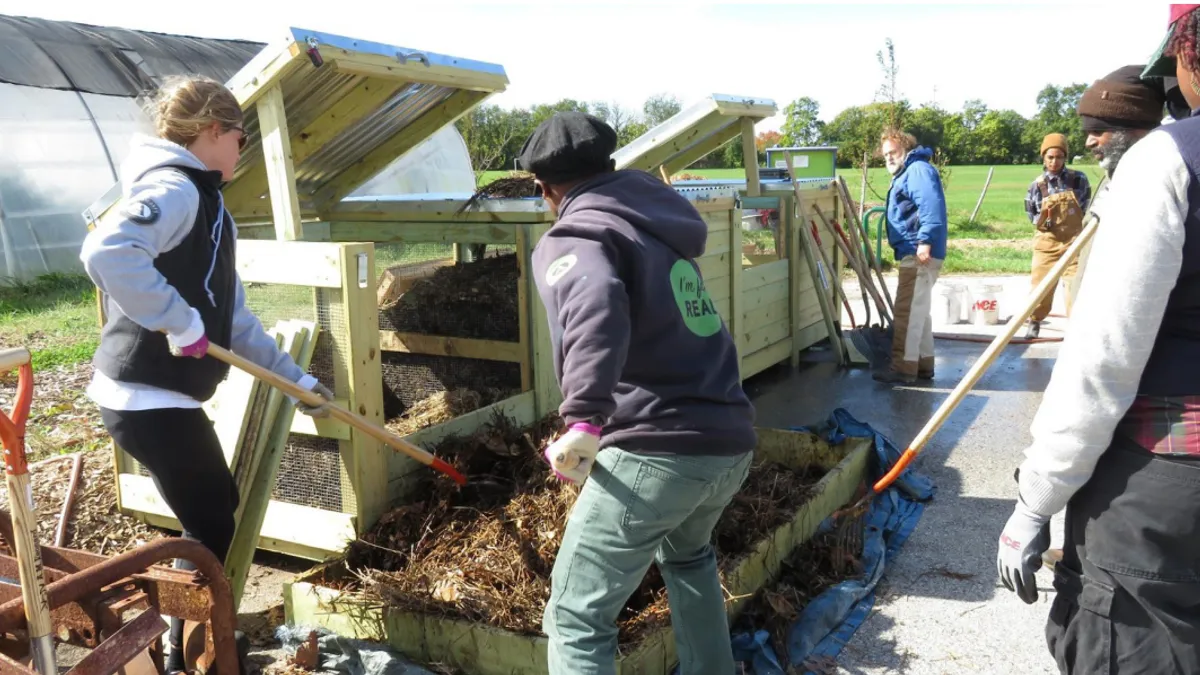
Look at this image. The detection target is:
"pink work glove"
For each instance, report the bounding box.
[544,422,602,484]
[169,334,209,359]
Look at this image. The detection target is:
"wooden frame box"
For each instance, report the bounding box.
[284,426,871,675]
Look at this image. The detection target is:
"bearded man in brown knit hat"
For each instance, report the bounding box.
[1022,133,1092,338]
[1064,65,1169,310]
[1079,65,1168,184]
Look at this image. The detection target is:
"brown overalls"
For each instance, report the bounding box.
[1031,178,1085,322]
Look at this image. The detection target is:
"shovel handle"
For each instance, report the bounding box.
[203,344,466,485]
[0,349,54,672]
[871,213,1101,496]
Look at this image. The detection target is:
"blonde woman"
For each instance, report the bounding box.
[79,75,333,671]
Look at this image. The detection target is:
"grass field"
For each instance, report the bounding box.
[482,163,1104,274]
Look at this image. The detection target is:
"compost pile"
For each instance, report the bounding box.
[456,173,538,215]
[378,254,519,341]
[343,414,825,647]
[386,389,506,436]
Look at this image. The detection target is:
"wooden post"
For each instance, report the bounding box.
[516,227,532,391]
[729,208,744,375]
[526,224,560,417]
[859,152,869,222]
[741,118,760,197]
[783,196,802,367]
[340,243,387,530]
[257,86,304,241]
[969,166,995,224]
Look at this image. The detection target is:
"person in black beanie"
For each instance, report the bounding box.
[521,111,757,675]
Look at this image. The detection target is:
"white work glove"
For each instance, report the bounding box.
[296,380,335,419]
[544,422,601,483]
[997,498,1052,604]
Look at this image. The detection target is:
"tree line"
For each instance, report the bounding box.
[780,84,1089,169]
[456,84,1090,175]
[456,39,1091,174]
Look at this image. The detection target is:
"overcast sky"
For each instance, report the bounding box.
[0,1,1174,130]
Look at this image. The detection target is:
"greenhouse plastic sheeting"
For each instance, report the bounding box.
[0,15,262,96]
[0,82,149,283]
[0,84,476,284]
[349,125,476,197]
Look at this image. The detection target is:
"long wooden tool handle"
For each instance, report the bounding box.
[812,202,893,324]
[787,156,848,365]
[0,352,56,673]
[0,348,30,373]
[203,344,466,486]
[872,213,1101,494]
[6,472,54,671]
[836,177,895,315]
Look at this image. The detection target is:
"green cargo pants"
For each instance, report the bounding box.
[543,445,753,675]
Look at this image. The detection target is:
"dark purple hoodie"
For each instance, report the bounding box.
[532,169,756,456]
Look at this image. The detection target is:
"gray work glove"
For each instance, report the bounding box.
[997,498,1052,604]
[297,381,335,419]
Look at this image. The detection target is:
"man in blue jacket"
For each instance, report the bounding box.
[877,128,949,384]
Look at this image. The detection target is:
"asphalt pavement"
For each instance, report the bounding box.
[743,274,1070,674]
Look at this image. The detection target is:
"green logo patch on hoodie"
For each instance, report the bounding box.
[670,259,721,337]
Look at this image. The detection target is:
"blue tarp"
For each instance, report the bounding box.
[730,408,936,675]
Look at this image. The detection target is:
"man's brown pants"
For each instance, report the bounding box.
[891,256,943,376]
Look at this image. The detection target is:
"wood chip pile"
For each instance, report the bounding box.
[334,413,827,648]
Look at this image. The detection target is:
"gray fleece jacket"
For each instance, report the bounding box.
[532,170,756,456]
[80,134,313,404]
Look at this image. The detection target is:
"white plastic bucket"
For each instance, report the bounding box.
[936,284,964,325]
[972,284,1003,325]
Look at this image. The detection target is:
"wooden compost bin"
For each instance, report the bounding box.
[284,426,871,675]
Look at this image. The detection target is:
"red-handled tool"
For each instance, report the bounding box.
[0,347,56,674]
[203,344,466,486]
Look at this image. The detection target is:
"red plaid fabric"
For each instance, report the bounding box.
[1117,395,1200,455]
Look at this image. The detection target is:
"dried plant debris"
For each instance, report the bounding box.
[731,520,867,667]
[385,389,485,436]
[339,412,826,649]
[384,387,517,437]
[456,173,539,215]
[0,449,166,555]
[378,254,519,341]
[0,363,108,461]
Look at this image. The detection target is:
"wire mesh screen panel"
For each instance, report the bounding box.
[270,434,347,513]
[237,282,357,515]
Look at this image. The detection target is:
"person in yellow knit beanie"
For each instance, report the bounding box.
[1022,132,1092,338]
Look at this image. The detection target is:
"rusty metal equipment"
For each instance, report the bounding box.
[0,349,237,674]
[0,531,239,675]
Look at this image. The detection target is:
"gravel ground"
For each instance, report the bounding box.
[744,273,1069,674]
